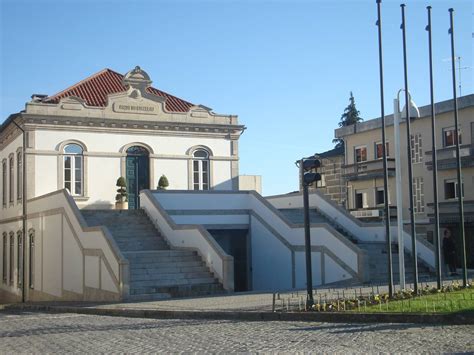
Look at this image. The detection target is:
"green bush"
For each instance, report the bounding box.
[157,175,169,190]
[116,176,127,202]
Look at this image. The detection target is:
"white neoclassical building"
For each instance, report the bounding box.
[1,66,245,212]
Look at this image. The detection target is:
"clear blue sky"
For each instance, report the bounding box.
[1,0,472,196]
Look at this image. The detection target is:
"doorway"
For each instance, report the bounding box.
[207,229,250,292]
[126,146,150,209]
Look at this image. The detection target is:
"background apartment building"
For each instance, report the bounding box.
[335,94,473,267]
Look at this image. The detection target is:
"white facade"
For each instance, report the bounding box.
[0,66,245,301]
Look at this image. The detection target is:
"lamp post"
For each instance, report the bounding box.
[393,90,420,291]
[448,8,467,287]
[375,0,393,298]
[298,157,322,309]
[426,6,442,290]
[400,4,419,294]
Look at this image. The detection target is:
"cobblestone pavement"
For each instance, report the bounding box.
[0,311,473,353]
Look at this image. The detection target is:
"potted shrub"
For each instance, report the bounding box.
[157,175,169,190]
[115,176,128,210]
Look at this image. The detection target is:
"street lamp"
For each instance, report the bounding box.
[393,90,420,291]
[297,157,322,309]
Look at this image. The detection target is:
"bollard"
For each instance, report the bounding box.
[272,293,276,312]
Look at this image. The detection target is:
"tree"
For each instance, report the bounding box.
[157,175,169,190]
[332,92,363,148]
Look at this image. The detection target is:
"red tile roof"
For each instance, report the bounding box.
[44,68,194,112]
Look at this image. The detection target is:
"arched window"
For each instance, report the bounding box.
[9,156,14,203]
[17,230,22,288]
[17,150,22,201]
[28,229,35,289]
[2,160,6,207]
[9,232,14,286]
[193,149,210,190]
[64,144,83,196]
[2,232,6,284]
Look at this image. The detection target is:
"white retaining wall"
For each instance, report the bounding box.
[0,190,127,302]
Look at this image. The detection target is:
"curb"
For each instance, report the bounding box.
[2,304,473,324]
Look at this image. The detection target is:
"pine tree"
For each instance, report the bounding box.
[333,92,363,148]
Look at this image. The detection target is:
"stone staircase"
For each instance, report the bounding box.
[81,209,224,301]
[279,208,435,285]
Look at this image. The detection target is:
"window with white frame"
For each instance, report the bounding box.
[375,142,389,159]
[17,150,22,201]
[63,144,83,196]
[445,179,464,199]
[412,177,425,213]
[354,146,367,163]
[410,133,423,164]
[354,190,368,209]
[443,126,462,147]
[9,156,14,203]
[2,160,6,207]
[192,149,210,190]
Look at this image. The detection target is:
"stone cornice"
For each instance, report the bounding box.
[18,113,244,139]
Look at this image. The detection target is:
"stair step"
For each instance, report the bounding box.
[131,277,218,288]
[131,271,213,282]
[130,261,205,270]
[131,265,209,276]
[130,282,222,296]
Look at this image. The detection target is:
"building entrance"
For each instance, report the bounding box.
[207,229,250,292]
[126,146,150,209]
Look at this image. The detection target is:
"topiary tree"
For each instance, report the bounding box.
[333,92,363,149]
[157,175,169,190]
[115,176,127,202]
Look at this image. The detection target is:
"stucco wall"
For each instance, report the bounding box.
[149,190,364,291]
[0,190,126,302]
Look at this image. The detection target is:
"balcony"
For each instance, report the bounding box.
[425,145,474,171]
[343,158,396,181]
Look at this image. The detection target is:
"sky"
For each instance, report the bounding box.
[1,0,472,196]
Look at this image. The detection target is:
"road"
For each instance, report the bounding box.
[1,311,472,353]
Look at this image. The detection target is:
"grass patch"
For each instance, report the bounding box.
[360,288,474,314]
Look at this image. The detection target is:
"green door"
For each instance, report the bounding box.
[126,146,150,209]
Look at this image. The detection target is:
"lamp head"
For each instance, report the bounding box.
[401,98,420,120]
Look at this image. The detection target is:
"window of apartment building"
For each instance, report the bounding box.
[375,142,389,159]
[375,187,385,205]
[64,144,84,196]
[445,179,464,199]
[355,190,368,209]
[412,177,424,213]
[193,149,210,190]
[9,232,14,286]
[443,126,462,147]
[354,146,367,163]
[410,133,423,164]
[2,233,7,284]
[2,160,6,207]
[17,150,22,201]
[9,155,14,203]
[316,168,326,188]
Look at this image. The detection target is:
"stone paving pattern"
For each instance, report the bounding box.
[1,311,473,353]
